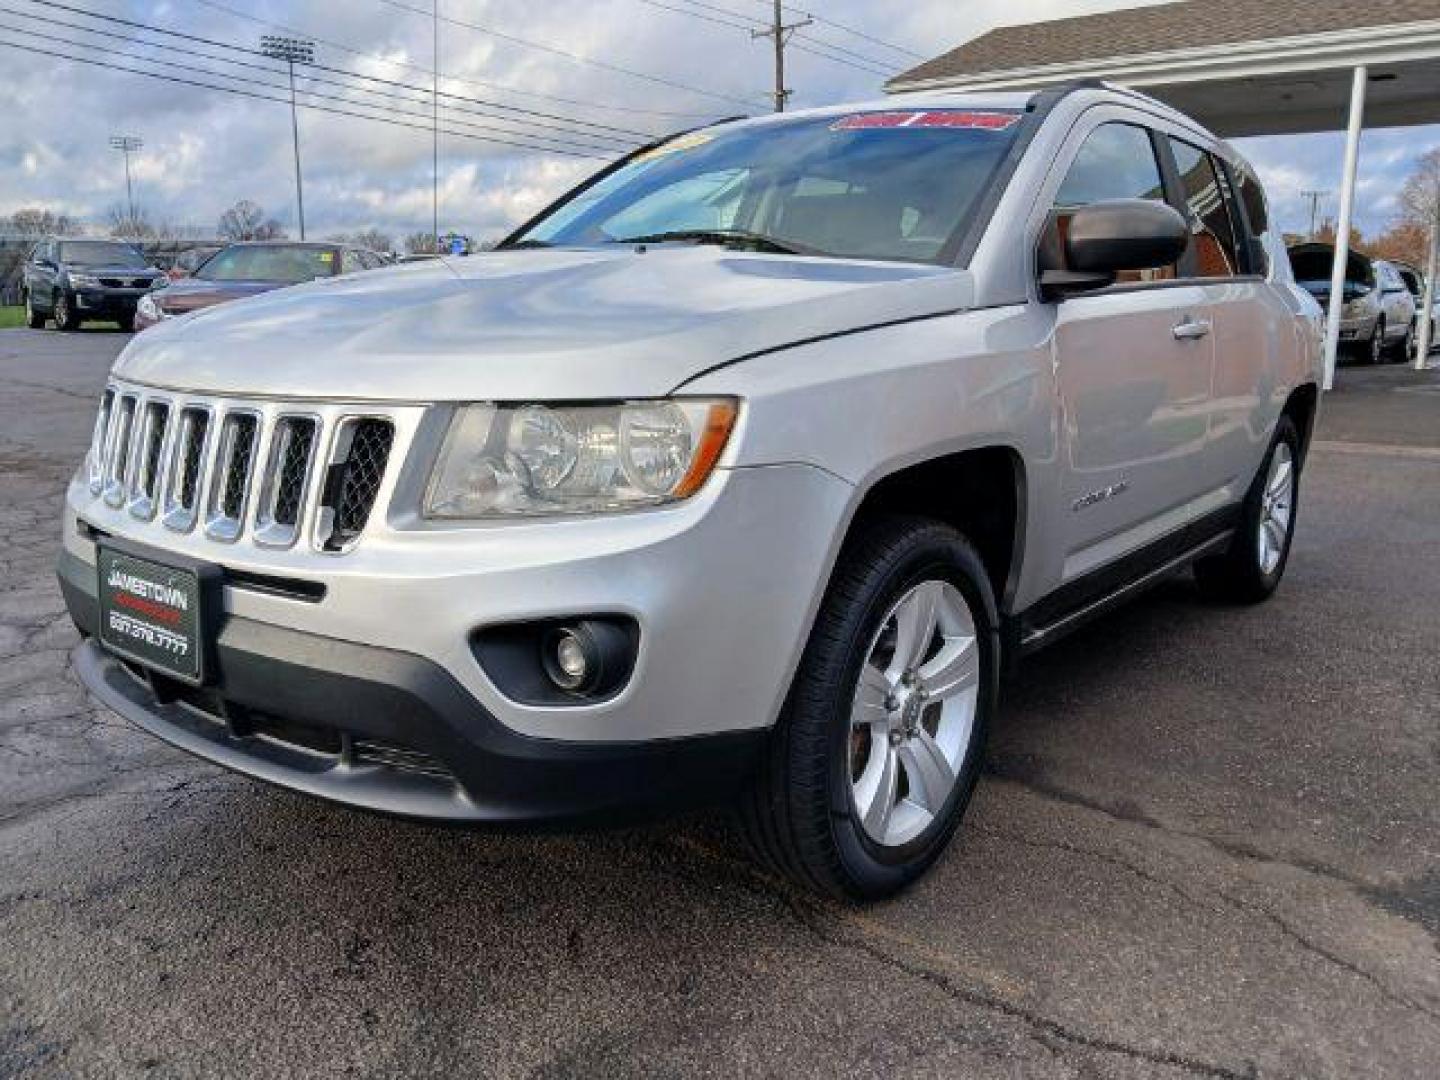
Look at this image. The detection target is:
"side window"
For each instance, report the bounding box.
[1231,159,1272,276]
[1050,122,1176,282]
[1169,139,1243,278]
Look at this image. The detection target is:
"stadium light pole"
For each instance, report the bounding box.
[260,35,315,240]
[109,135,142,233]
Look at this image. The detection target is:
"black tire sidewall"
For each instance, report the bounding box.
[821,525,999,893]
[1242,417,1301,592]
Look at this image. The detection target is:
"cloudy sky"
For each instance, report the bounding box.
[1,0,1436,244]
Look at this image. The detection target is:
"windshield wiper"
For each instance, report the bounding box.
[613,229,815,256]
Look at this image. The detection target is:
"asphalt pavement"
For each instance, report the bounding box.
[1,328,1437,1079]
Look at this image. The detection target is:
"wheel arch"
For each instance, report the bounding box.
[844,445,1027,614]
[1281,382,1320,468]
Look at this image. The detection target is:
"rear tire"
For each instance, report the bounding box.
[1366,320,1385,365]
[1194,416,1300,603]
[739,516,998,901]
[52,291,78,331]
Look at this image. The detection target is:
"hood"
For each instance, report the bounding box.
[155,278,287,314]
[72,263,161,278]
[115,247,972,400]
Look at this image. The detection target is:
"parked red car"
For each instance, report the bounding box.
[135,241,388,329]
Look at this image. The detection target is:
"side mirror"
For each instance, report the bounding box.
[1040,199,1189,301]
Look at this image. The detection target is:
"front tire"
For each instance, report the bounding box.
[740,516,998,901]
[23,290,45,329]
[1194,416,1300,603]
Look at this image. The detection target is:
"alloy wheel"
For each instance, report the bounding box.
[849,579,981,848]
[1257,442,1294,575]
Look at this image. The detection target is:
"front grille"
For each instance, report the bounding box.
[84,383,410,553]
[320,419,394,551]
[100,277,124,288]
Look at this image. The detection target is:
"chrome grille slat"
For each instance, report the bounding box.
[102,395,137,508]
[318,418,394,552]
[254,416,318,549]
[84,383,406,555]
[205,411,260,543]
[87,389,114,494]
[127,400,171,520]
[161,406,212,533]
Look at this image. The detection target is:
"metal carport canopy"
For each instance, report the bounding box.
[886,0,1440,388]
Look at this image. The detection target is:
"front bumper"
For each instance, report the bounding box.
[65,620,763,827]
[62,460,853,822]
[73,287,150,318]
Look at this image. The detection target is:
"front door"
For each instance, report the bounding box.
[1044,120,1218,584]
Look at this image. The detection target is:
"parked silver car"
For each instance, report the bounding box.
[1289,243,1414,363]
[1393,262,1438,353]
[60,84,1322,899]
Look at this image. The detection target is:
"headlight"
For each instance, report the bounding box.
[69,273,101,287]
[137,294,168,322]
[424,399,738,519]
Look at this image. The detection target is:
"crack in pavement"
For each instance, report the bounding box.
[976,823,1440,1026]
[665,834,1260,1080]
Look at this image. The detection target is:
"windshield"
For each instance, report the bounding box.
[510,109,1026,264]
[59,241,146,268]
[197,245,339,283]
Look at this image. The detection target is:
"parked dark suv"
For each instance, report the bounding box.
[22,238,167,331]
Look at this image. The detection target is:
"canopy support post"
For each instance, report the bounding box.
[1416,210,1439,369]
[1323,65,1367,391]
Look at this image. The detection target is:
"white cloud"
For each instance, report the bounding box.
[0,0,1435,245]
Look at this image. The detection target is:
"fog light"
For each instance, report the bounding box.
[555,631,589,683]
[543,625,597,693]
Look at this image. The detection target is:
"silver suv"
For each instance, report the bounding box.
[60,85,1322,899]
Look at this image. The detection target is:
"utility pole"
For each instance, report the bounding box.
[109,136,142,233]
[751,0,812,112]
[261,35,314,240]
[1300,189,1329,239]
[433,0,440,246]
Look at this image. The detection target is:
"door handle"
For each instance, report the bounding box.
[1172,318,1212,341]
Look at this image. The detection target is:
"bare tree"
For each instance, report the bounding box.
[4,207,81,236]
[328,228,394,253]
[404,231,438,255]
[106,203,157,239]
[217,200,286,241]
[1399,148,1440,230]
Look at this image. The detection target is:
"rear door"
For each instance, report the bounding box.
[1042,117,1218,584]
[1162,136,1271,500]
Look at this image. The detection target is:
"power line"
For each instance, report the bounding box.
[368,0,758,108]
[633,0,895,80]
[185,0,719,122]
[18,0,653,143]
[6,2,638,150]
[734,0,925,60]
[0,34,613,158]
[1,21,633,157]
[671,0,899,70]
